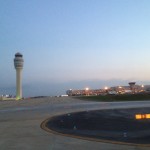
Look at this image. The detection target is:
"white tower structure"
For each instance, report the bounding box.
[14,53,24,100]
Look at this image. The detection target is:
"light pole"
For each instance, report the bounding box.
[141,85,144,92]
[85,87,89,96]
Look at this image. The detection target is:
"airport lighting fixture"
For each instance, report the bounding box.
[85,87,89,91]
[85,87,89,96]
[135,114,150,120]
[104,87,108,90]
[141,85,144,91]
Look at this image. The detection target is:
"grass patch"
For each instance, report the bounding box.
[77,94,150,102]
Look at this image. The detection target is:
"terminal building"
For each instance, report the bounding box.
[66,82,150,96]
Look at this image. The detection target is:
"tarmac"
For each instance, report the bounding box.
[44,107,150,145]
[1,97,150,150]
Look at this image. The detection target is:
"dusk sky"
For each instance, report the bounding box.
[1,0,150,97]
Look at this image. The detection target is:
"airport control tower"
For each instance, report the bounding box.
[129,82,136,93]
[14,53,24,100]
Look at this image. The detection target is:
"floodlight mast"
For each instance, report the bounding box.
[14,53,24,100]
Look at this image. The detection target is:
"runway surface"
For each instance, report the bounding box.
[0,97,150,150]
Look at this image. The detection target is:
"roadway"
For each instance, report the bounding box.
[0,97,150,150]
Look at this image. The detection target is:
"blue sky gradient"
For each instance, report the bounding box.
[1,0,150,96]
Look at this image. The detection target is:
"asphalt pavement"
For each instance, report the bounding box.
[0,97,150,150]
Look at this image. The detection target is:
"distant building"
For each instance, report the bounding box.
[66,88,106,96]
[66,82,148,96]
[0,94,15,100]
